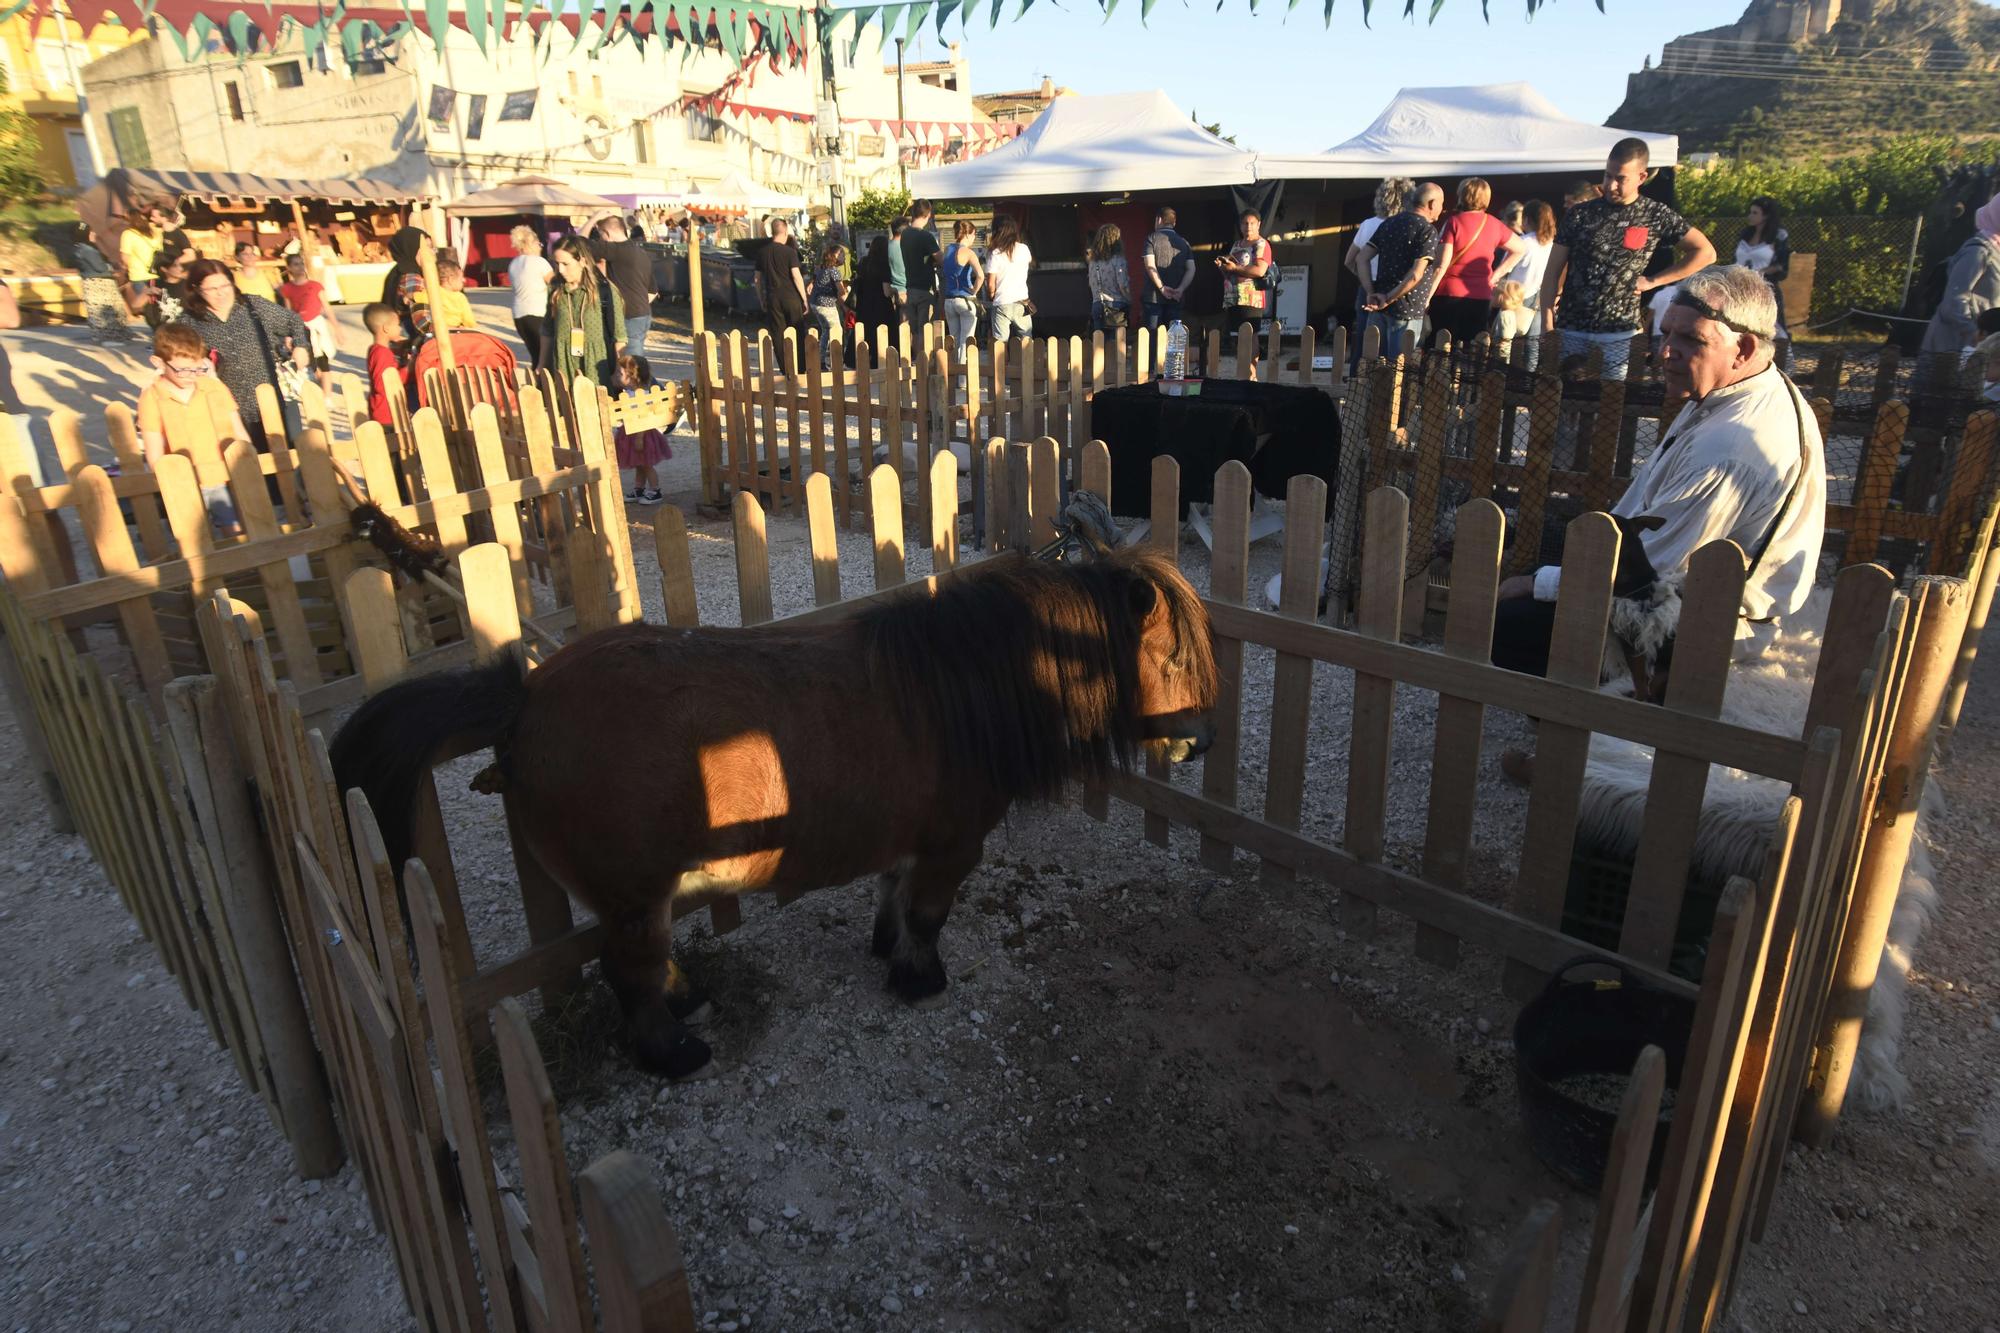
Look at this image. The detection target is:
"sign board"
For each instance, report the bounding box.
[815,157,839,185]
[1274,264,1310,335]
[858,134,885,158]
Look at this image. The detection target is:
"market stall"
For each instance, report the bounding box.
[75,167,434,305]
[444,175,622,285]
[913,90,1262,329]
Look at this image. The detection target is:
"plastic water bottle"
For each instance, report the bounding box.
[1163,319,1188,385]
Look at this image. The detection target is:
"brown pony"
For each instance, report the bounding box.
[331,548,1217,1078]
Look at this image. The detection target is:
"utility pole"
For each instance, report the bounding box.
[814,0,845,235]
[53,0,106,180]
[894,36,907,193]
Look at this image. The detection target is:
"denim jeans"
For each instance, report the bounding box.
[1558,328,1635,381]
[904,290,936,337]
[991,301,1032,343]
[1144,298,1182,331]
[623,314,653,359]
[811,305,842,367]
[1365,309,1427,356]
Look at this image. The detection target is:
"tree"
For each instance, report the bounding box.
[1193,112,1237,145]
[847,186,912,231]
[0,69,46,207]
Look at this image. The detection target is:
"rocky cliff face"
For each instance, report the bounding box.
[1609,0,2000,154]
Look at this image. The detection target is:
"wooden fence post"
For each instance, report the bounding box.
[1259,475,1328,886]
[870,464,905,590]
[165,675,343,1178]
[579,1152,699,1333]
[1801,575,1972,1143]
[732,491,773,626]
[1198,462,1252,873]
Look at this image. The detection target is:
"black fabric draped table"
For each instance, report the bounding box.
[1089,379,1342,519]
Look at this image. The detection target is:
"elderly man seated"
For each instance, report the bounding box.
[1491,263,1827,686]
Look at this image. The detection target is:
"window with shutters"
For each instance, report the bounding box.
[106,106,151,168]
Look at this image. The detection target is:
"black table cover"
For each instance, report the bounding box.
[1089,379,1341,518]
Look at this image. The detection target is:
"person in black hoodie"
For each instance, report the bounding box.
[853,236,896,334]
[380,226,433,338]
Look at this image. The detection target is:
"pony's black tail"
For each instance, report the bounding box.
[329,659,527,876]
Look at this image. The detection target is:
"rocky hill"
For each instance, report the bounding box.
[1609,0,2000,155]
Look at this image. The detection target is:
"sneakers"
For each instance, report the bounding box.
[640,488,663,504]
[623,487,644,502]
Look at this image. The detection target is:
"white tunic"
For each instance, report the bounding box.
[1533,363,1827,657]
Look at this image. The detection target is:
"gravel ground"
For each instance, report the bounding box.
[3,316,1998,1330]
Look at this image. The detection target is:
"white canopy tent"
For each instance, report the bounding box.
[1258,83,1678,181]
[912,90,1257,199]
[700,170,807,215]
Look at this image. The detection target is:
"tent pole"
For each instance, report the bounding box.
[690,223,706,341]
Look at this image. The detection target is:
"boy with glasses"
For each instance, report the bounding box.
[136,322,245,537]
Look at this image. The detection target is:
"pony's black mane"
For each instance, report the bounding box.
[857,548,1215,802]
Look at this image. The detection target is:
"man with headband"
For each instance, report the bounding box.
[1493,264,1826,688]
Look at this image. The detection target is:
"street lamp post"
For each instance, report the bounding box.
[814,0,845,235]
[894,36,907,194]
[51,0,106,180]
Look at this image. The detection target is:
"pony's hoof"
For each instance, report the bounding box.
[672,999,716,1028]
[634,1028,714,1080]
[887,956,948,1006]
[666,988,713,1024]
[628,998,714,1079]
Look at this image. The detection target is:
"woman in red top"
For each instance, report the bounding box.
[1430,178,1527,345]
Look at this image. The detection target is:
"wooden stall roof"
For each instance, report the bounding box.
[77,168,433,241]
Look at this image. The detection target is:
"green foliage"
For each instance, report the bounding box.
[0,68,47,207]
[1687,214,1921,322]
[1677,136,1962,219]
[847,186,912,231]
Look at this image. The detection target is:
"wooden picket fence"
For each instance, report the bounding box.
[5,332,1995,1330]
[687,318,1364,542]
[0,375,642,1177]
[199,581,696,1333]
[1103,449,1991,1330]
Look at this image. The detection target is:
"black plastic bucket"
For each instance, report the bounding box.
[1513,956,1697,1193]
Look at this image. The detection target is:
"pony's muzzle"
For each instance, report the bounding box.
[1146,714,1215,763]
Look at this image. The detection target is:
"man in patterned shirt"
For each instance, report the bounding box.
[1541,138,1715,381]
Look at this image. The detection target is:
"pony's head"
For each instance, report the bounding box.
[1116,549,1218,764]
[861,547,1218,802]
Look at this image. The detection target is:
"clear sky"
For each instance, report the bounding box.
[893,0,1759,153]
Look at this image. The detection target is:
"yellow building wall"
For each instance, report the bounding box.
[0,10,144,189]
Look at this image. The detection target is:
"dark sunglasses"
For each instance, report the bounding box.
[1670,290,1774,342]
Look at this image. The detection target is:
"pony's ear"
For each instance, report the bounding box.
[1127,575,1159,619]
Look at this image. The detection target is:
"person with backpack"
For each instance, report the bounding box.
[1142,207,1194,331]
[1216,209,1274,335]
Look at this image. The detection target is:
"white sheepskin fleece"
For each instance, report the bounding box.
[1575,587,1941,1113]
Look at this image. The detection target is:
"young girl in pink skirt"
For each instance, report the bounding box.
[614,353,672,504]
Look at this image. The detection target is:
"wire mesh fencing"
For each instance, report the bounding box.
[1325,333,2000,624]
[1687,214,1921,332]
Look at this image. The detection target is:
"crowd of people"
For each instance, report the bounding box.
[1344,138,1734,379]
[29,160,2000,563]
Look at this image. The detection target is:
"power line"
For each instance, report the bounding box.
[1651,41,1996,70]
[1656,50,1994,74]
[1652,55,1995,85]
